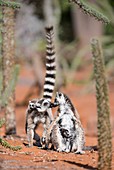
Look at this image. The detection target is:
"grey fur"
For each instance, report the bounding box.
[45,92,85,154]
[25,26,56,147]
[25,98,53,147]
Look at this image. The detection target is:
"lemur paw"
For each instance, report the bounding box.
[27,144,33,148]
[57,148,62,152]
[57,148,65,152]
[64,148,70,153]
[41,137,49,149]
[41,137,46,145]
[57,147,69,152]
[75,150,85,154]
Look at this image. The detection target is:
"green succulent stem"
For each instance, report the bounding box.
[0,0,20,9]
[0,118,5,128]
[0,138,22,151]
[91,38,112,170]
[0,117,22,151]
[1,65,20,107]
[69,0,110,24]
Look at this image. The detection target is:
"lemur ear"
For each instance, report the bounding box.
[29,100,33,105]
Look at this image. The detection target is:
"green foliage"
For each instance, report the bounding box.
[0,66,3,101]
[0,117,22,151]
[0,117,5,128]
[0,0,20,9]
[94,0,114,75]
[69,0,110,24]
[0,138,22,151]
[94,0,114,24]
[91,38,112,170]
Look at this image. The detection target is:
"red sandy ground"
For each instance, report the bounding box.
[0,64,114,170]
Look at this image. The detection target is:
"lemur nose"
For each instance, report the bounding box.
[36,105,41,108]
[50,100,59,108]
[50,103,55,108]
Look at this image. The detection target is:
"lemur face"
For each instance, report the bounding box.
[52,92,65,107]
[29,100,37,110]
[35,99,51,112]
[29,99,51,112]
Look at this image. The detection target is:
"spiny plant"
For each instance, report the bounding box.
[69,0,110,24]
[0,1,21,149]
[0,0,20,9]
[0,0,20,110]
[91,38,112,170]
[0,118,22,151]
[0,0,21,135]
[94,0,114,78]
[0,65,20,150]
[0,117,5,128]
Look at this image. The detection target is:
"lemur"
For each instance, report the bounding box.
[25,26,56,147]
[43,92,85,154]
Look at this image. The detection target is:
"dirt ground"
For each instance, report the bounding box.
[0,64,114,170]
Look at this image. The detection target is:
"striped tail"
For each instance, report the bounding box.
[43,26,56,101]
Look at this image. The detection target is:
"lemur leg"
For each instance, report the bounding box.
[26,116,36,147]
[42,108,54,146]
[56,135,66,152]
[60,129,71,153]
[75,126,85,154]
[27,128,34,147]
[41,123,47,147]
[71,137,78,152]
[52,125,66,152]
[65,139,71,153]
[33,131,42,147]
[75,142,85,154]
[71,136,85,154]
[41,117,59,149]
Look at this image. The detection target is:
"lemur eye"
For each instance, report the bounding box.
[43,102,48,106]
[36,103,40,108]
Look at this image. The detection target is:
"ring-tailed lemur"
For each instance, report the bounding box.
[25,26,56,147]
[44,92,85,154]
